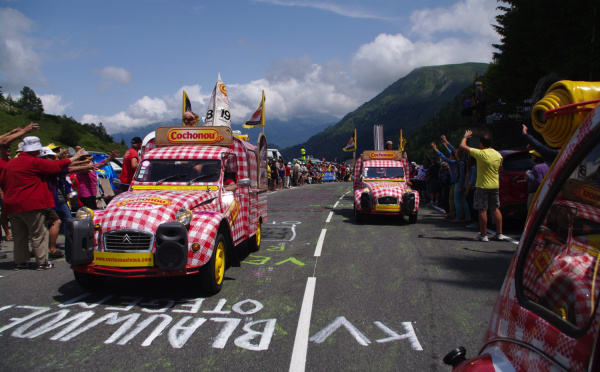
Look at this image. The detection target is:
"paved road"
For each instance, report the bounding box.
[0,182,519,371]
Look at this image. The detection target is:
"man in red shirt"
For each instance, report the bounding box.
[284,162,291,188]
[0,136,86,270]
[119,137,142,191]
[0,123,39,243]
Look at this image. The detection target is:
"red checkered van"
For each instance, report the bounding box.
[445,105,600,371]
[353,150,419,223]
[65,126,268,295]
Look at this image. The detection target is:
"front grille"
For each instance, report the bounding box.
[103,229,154,252]
[378,196,398,205]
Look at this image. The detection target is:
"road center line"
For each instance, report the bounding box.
[332,201,339,209]
[314,229,327,257]
[326,211,334,223]
[289,276,317,372]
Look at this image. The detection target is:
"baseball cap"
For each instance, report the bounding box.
[47,143,61,150]
[529,150,542,158]
[131,137,143,144]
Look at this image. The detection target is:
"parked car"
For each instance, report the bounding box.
[498,148,535,219]
[110,158,123,177]
[267,148,283,163]
[444,103,600,371]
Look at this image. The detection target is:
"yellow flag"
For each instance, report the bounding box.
[399,129,407,151]
[243,90,266,128]
[343,129,356,152]
[183,90,192,116]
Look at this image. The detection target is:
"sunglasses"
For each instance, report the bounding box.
[183,117,195,122]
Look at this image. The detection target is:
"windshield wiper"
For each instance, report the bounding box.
[188,172,220,185]
[155,173,188,185]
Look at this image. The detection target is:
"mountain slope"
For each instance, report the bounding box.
[111,115,339,148]
[281,62,488,161]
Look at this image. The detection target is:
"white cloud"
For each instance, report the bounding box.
[229,0,501,121]
[0,8,46,92]
[350,34,495,92]
[40,94,72,115]
[254,0,394,20]
[80,85,215,133]
[94,66,133,89]
[81,95,173,133]
[227,60,359,123]
[83,0,502,134]
[410,0,499,40]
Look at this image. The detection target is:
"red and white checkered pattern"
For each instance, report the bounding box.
[187,211,223,266]
[353,158,419,214]
[476,107,600,371]
[91,137,268,271]
[364,159,407,169]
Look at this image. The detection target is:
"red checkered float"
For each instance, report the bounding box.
[353,151,419,223]
[65,126,269,295]
[446,82,600,371]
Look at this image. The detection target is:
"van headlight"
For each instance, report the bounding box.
[363,187,371,193]
[75,207,94,220]
[175,208,193,226]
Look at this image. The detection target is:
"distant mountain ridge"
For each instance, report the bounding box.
[281,62,488,161]
[111,115,339,148]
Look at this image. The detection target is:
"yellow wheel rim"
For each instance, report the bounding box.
[256,222,261,247]
[215,241,225,285]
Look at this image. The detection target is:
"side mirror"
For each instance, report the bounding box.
[238,178,251,187]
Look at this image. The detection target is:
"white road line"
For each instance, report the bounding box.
[289,277,317,372]
[332,201,339,209]
[326,211,334,223]
[314,229,327,257]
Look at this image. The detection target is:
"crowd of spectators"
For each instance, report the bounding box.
[267,158,352,191]
[0,120,553,270]
[0,123,119,270]
[409,125,553,242]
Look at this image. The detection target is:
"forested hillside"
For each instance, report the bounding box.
[0,93,127,154]
[281,63,487,162]
[282,0,599,165]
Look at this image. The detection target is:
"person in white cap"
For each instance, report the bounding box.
[0,123,40,243]
[0,136,87,270]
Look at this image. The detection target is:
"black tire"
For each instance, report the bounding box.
[199,233,226,296]
[74,271,106,291]
[248,220,261,252]
[409,211,418,224]
[354,206,362,223]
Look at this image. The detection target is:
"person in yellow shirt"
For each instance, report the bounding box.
[459,130,506,242]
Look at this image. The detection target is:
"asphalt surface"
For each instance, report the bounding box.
[0,182,520,371]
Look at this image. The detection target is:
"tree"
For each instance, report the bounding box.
[488,0,600,105]
[59,122,81,147]
[0,86,4,101]
[17,86,44,112]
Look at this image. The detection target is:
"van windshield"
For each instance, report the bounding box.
[364,167,405,179]
[134,159,221,184]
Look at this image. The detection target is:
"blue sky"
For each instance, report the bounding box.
[0,0,501,134]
